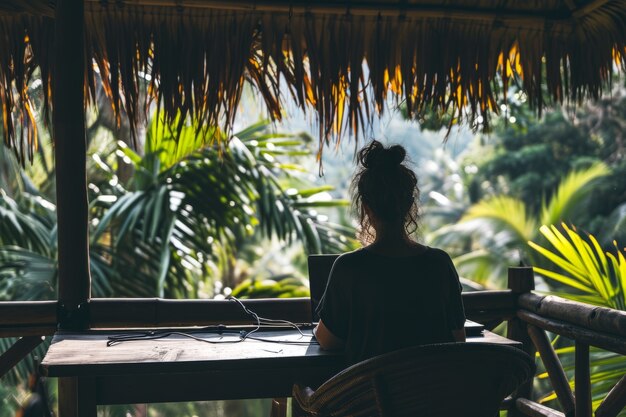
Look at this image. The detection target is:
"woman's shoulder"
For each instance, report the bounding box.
[333,248,369,265]
[332,246,453,266]
[422,246,453,261]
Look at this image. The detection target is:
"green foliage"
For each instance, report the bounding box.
[529,226,626,415]
[0,117,356,393]
[0,191,55,255]
[91,118,354,297]
[470,112,604,208]
[535,343,626,415]
[467,94,626,230]
[231,275,309,299]
[530,224,625,310]
[588,162,626,245]
[539,164,610,231]
[0,382,21,417]
[428,164,609,286]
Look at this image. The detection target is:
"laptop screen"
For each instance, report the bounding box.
[307,254,340,322]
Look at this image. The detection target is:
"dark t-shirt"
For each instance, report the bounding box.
[316,246,466,364]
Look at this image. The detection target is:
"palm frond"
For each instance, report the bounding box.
[0,191,55,254]
[90,118,354,297]
[539,163,609,228]
[462,196,536,244]
[529,224,626,312]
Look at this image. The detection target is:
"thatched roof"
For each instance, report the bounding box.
[1,0,625,162]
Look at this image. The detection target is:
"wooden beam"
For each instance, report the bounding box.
[0,336,45,379]
[595,374,626,417]
[572,0,612,19]
[89,298,312,327]
[465,309,515,323]
[575,342,591,417]
[84,0,579,27]
[519,293,626,337]
[517,310,626,355]
[515,398,565,417]
[0,326,57,338]
[462,290,517,311]
[0,301,57,326]
[526,325,575,417]
[54,0,90,329]
[86,294,513,328]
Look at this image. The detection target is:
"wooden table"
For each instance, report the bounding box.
[41,328,521,416]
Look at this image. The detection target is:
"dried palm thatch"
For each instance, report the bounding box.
[0,0,625,163]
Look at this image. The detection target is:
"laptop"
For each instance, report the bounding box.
[307,254,484,337]
[308,254,341,323]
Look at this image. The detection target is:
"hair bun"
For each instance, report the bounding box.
[359,141,406,169]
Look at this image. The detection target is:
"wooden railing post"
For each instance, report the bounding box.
[527,325,575,417]
[54,1,88,415]
[54,0,90,331]
[507,267,536,417]
[575,342,592,417]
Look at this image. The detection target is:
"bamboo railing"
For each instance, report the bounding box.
[506,268,626,417]
[0,267,625,417]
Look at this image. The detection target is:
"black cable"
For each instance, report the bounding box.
[106,296,312,346]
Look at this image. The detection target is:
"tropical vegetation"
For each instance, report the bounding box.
[0,108,357,414]
[1,80,625,416]
[529,225,625,414]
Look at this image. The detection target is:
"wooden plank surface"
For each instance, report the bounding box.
[41,329,520,406]
[41,329,519,378]
[42,329,337,377]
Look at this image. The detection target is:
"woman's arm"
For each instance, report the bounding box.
[314,320,345,350]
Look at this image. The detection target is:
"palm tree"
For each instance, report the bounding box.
[0,117,356,396]
[90,116,355,297]
[427,163,609,287]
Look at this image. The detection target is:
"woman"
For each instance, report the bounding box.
[314,140,466,364]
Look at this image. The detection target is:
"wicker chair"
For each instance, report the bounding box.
[292,343,534,417]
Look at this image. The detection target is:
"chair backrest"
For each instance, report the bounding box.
[293,342,534,417]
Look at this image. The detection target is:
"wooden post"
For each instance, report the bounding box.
[58,378,79,417]
[575,342,592,417]
[515,398,566,417]
[507,267,536,417]
[78,377,97,417]
[0,336,44,378]
[54,0,90,329]
[595,374,626,417]
[527,325,575,417]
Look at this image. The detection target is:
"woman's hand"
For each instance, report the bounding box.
[313,320,345,350]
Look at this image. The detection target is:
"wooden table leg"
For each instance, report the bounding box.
[78,377,97,417]
[58,377,78,417]
[58,377,97,417]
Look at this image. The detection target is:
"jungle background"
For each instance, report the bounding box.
[1,71,625,416]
